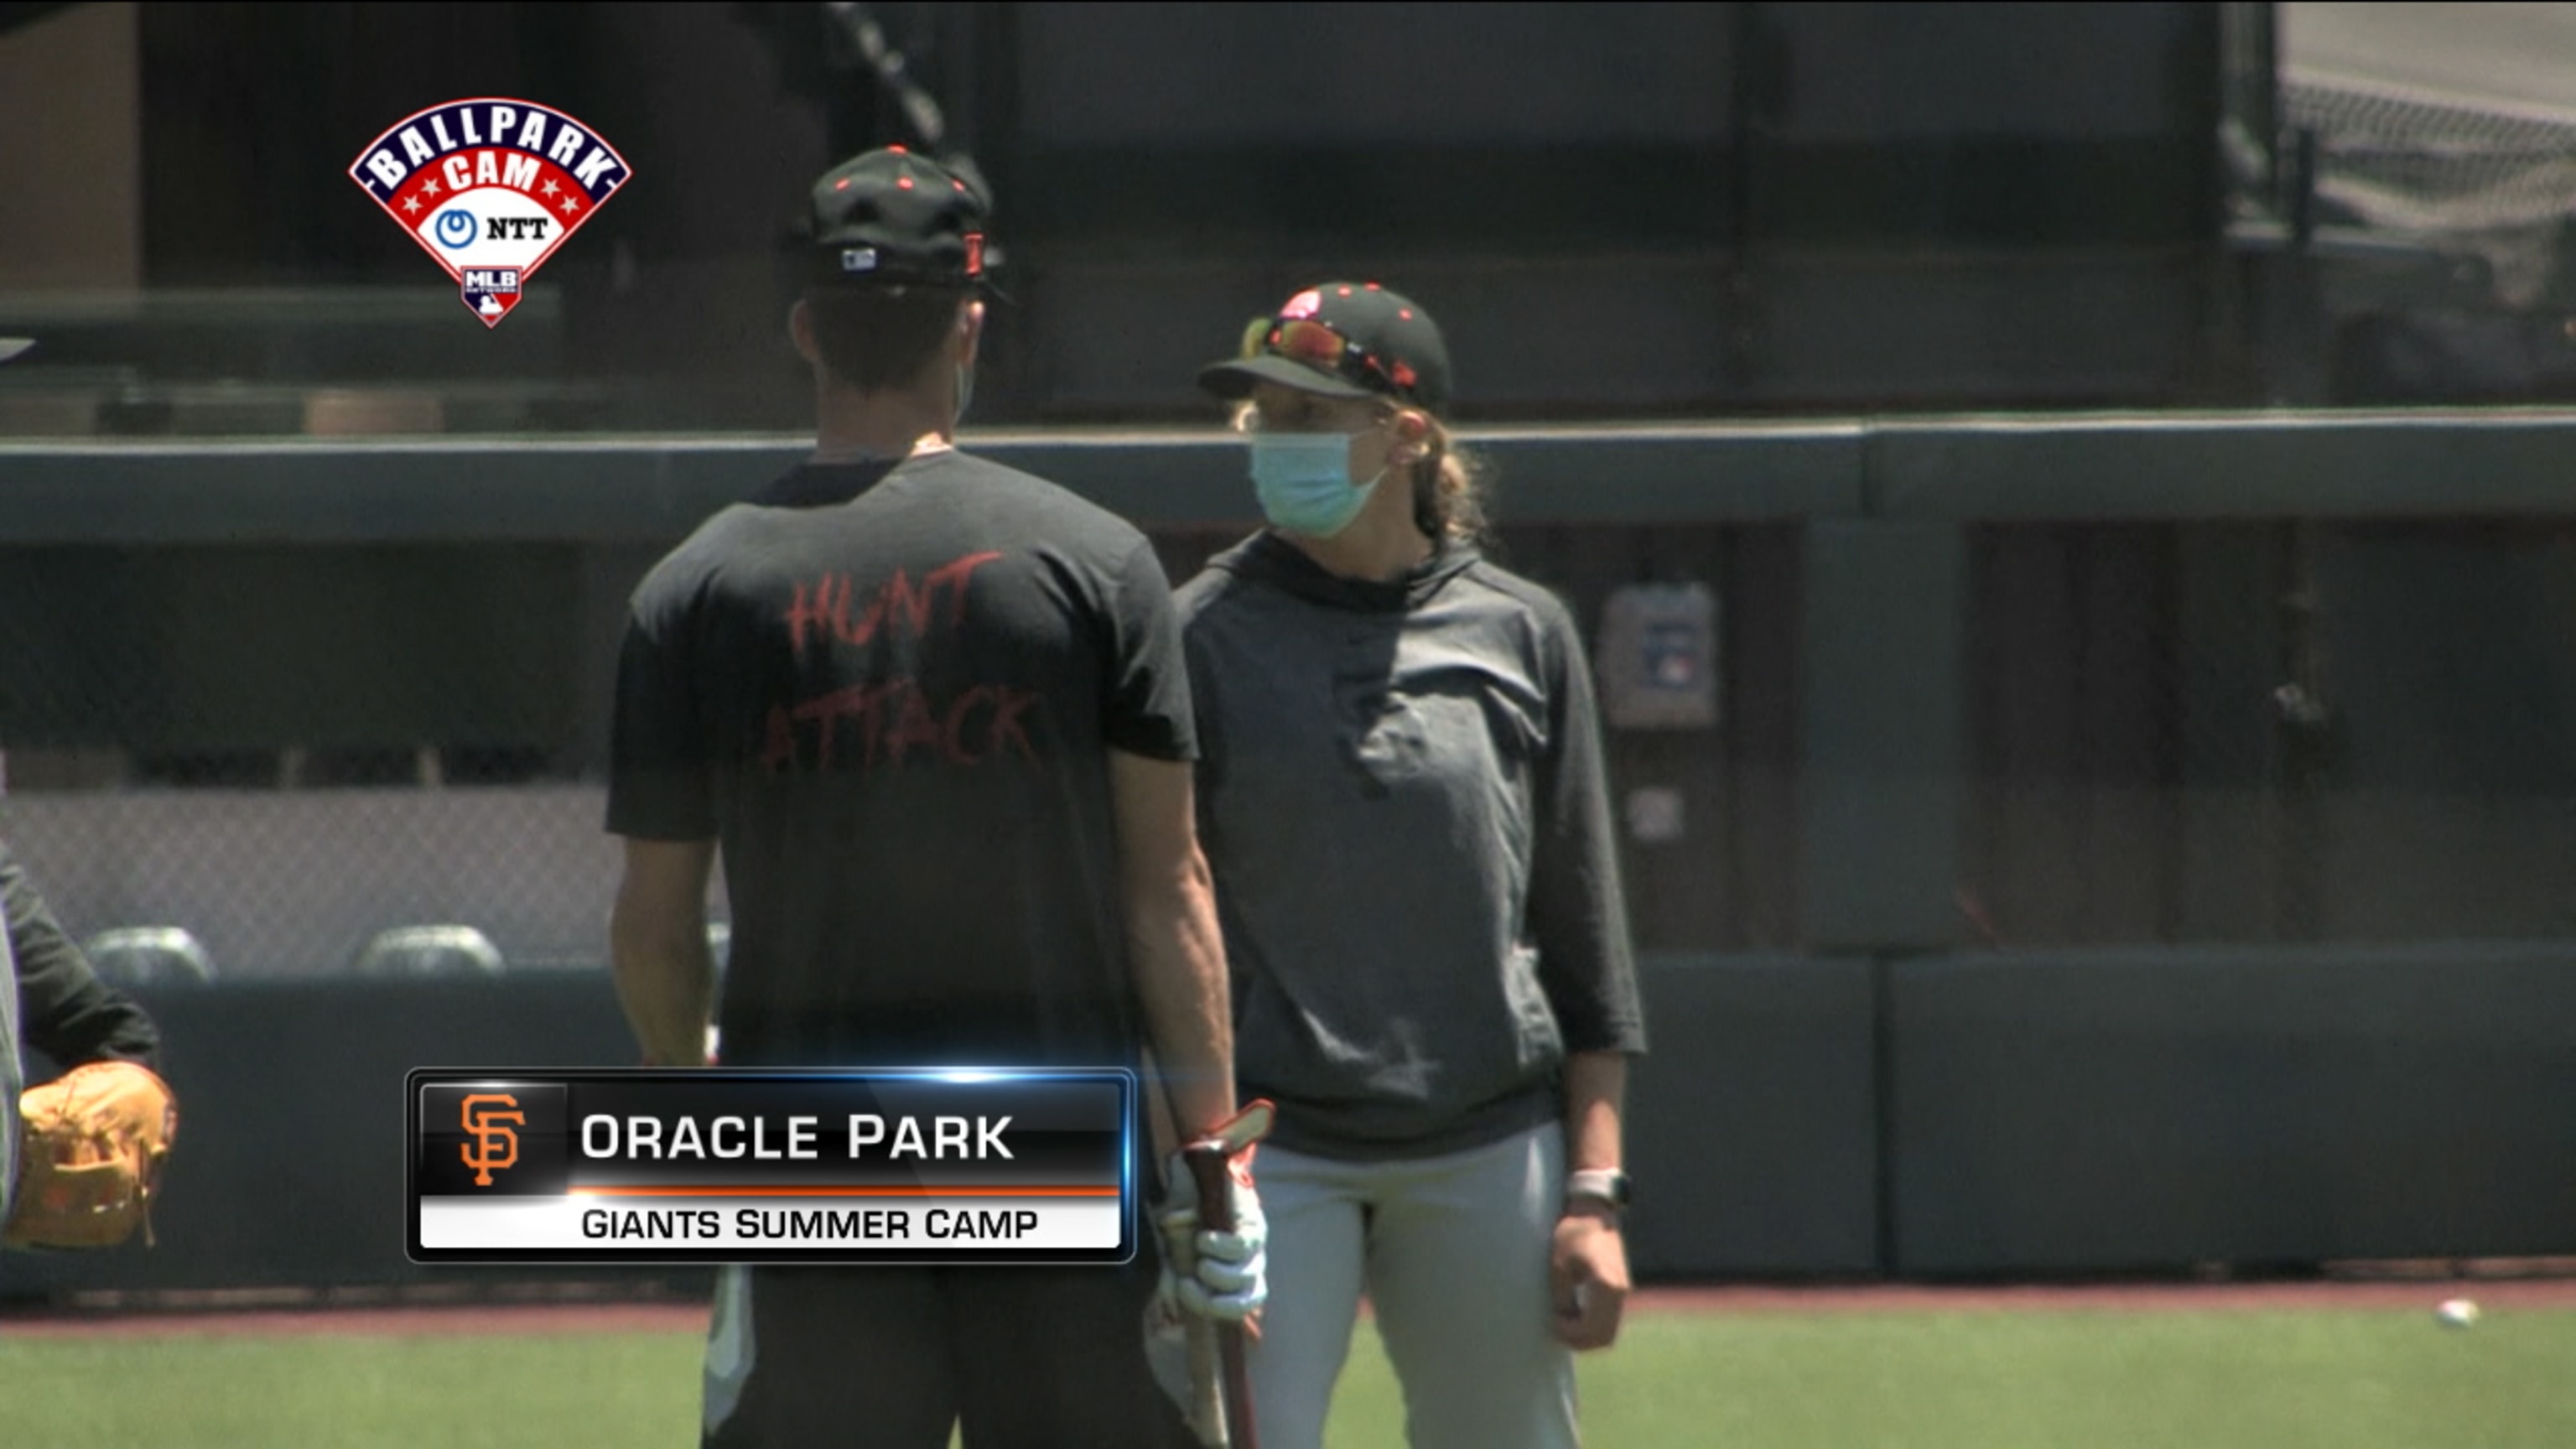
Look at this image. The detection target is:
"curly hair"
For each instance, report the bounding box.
[1409,415,1491,545]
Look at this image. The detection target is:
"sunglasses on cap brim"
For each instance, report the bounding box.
[1263,318,1422,401]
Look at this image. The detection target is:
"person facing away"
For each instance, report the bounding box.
[605,146,1249,1449]
[1176,281,1649,1449]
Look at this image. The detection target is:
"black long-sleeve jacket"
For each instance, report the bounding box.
[3,839,162,1070]
[1176,534,1645,1160]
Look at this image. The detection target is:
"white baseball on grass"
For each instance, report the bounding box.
[2435,1297,2480,1327]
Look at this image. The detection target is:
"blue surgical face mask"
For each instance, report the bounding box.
[1250,431,1383,539]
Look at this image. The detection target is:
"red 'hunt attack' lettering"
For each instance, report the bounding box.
[784,552,1002,657]
[762,678,1041,775]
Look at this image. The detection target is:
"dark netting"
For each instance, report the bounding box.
[1961,517,2576,946]
[0,540,724,982]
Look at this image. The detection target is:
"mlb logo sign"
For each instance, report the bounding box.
[349,98,628,328]
[462,268,521,324]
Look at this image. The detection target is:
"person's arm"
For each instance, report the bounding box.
[610,838,718,1067]
[1110,749,1234,1140]
[1564,1051,1628,1178]
[1552,1049,1631,1348]
[1524,600,1647,1350]
[5,841,161,1071]
[602,551,724,1067]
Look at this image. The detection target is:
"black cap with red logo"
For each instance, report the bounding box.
[1198,281,1453,417]
[806,147,995,290]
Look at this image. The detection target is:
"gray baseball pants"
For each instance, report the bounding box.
[1247,1120,1580,1449]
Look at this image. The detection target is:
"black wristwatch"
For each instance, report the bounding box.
[1566,1168,1631,1214]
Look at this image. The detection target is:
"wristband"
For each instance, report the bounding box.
[1566,1167,1631,1213]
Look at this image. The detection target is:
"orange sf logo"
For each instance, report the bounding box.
[460,1093,525,1187]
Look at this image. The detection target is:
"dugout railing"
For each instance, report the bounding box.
[2,415,2573,1296]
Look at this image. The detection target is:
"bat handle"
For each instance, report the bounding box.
[1183,1145,1259,1449]
[1183,1146,1237,1233]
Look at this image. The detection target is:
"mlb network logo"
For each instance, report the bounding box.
[348,99,629,328]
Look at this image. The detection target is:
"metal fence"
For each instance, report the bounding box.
[0,784,621,981]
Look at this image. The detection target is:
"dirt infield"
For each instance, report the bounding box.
[7,1270,2575,1339]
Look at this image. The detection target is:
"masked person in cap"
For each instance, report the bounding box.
[606,150,1257,1447]
[1175,284,1648,1449]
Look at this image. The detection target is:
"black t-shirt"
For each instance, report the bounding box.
[606,449,1195,1069]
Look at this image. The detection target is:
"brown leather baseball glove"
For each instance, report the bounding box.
[5,1059,179,1249]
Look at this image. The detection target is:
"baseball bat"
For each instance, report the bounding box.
[1160,1187,1228,1446]
[1184,1145,1259,1449]
[1185,1309,1228,1447]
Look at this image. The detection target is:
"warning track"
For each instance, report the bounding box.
[6,1272,2573,1339]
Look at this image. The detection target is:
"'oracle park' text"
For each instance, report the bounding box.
[579,1114,1012,1161]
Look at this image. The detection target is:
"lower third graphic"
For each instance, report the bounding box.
[408,1069,1134,1265]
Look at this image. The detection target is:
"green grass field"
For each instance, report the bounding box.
[3,1304,2570,1448]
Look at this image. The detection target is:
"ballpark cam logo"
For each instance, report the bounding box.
[349,99,629,328]
[459,1093,525,1187]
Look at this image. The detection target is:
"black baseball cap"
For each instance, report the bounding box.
[0,338,31,365]
[1198,282,1452,416]
[806,147,994,290]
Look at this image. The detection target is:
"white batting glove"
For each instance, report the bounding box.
[1157,1159,1266,1321]
[1151,1100,1274,1323]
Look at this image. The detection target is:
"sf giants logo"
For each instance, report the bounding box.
[459,1093,525,1187]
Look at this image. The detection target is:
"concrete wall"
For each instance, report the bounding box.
[0,3,141,292]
